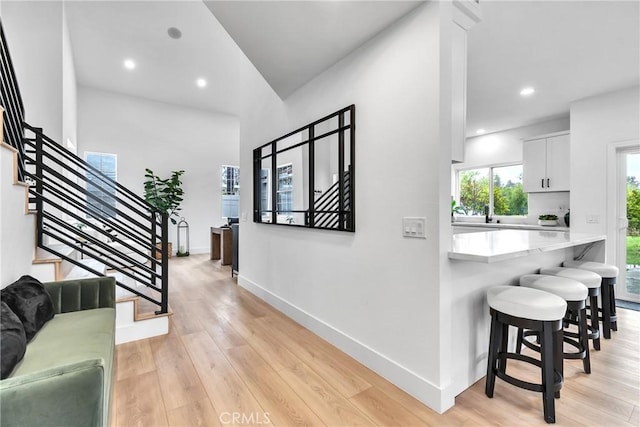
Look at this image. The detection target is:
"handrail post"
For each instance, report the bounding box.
[157,213,169,314]
[34,128,44,246]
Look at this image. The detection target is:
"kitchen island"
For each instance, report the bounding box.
[449,229,605,263]
[444,229,606,404]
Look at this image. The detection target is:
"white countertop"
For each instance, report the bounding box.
[452,222,570,232]
[449,230,605,263]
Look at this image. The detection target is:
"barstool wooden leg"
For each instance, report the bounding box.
[516,327,524,354]
[541,322,556,424]
[609,282,618,331]
[554,326,563,399]
[485,313,500,398]
[589,293,601,350]
[601,281,612,339]
[578,305,591,373]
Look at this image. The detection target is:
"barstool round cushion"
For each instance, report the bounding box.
[487,286,567,321]
[563,261,619,279]
[539,267,601,289]
[520,274,588,302]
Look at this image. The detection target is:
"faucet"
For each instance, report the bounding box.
[484,205,492,223]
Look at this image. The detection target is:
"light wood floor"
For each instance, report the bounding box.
[112,254,640,426]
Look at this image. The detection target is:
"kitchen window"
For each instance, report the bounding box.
[455,164,527,216]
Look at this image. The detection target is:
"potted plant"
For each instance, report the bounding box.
[143,169,185,258]
[451,200,465,221]
[538,214,558,226]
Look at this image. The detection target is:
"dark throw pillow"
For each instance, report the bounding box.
[1,275,55,342]
[1,301,27,379]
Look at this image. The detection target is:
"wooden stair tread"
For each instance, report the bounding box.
[64,258,106,280]
[115,295,173,321]
[34,244,74,263]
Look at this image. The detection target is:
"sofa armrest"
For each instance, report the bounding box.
[45,277,116,314]
[0,359,107,427]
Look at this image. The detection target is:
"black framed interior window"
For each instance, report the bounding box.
[253,105,355,231]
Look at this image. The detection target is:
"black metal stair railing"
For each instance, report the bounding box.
[22,124,169,314]
[1,19,168,312]
[1,19,27,181]
[311,169,351,229]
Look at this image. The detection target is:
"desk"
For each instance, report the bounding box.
[210,227,232,265]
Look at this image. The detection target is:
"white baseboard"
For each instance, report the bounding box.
[237,275,452,413]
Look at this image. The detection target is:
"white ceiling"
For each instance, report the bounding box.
[466,0,640,136]
[65,0,250,116]
[204,1,425,99]
[64,1,640,134]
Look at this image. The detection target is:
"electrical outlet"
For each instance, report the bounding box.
[241,212,247,222]
[586,214,600,224]
[403,217,426,238]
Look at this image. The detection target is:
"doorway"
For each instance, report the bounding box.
[617,147,640,302]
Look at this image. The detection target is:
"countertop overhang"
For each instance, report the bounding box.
[449,229,606,263]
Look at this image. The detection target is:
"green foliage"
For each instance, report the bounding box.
[538,214,558,221]
[628,184,640,236]
[143,169,185,225]
[459,170,489,215]
[451,199,465,215]
[459,170,528,216]
[628,236,640,265]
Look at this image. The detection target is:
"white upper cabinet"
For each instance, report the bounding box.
[523,132,570,193]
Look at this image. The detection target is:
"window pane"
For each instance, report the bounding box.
[85,152,117,218]
[221,165,240,218]
[493,165,528,216]
[459,168,489,216]
[277,164,293,213]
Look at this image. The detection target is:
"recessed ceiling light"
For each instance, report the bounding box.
[476,128,486,135]
[123,59,136,70]
[167,27,182,40]
[520,87,535,96]
[196,78,207,88]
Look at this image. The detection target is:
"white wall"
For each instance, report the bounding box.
[454,117,570,223]
[570,86,640,261]
[0,145,35,288]
[2,1,64,142]
[62,4,77,151]
[236,2,454,411]
[460,116,569,169]
[77,86,239,254]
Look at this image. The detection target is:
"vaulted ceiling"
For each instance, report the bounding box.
[63,0,639,135]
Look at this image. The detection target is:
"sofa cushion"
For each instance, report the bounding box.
[1,301,27,379]
[9,308,115,379]
[1,275,54,342]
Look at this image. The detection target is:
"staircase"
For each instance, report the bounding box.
[309,168,352,229]
[1,22,169,343]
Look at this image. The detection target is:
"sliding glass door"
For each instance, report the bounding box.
[618,148,640,302]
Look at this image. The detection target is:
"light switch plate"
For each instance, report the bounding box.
[403,217,426,238]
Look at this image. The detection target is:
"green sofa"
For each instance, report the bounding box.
[1,277,116,427]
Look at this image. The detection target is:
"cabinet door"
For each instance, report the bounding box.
[523,138,547,192]
[545,133,570,191]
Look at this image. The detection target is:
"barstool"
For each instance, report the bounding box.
[519,274,591,374]
[563,261,619,339]
[485,286,566,424]
[540,267,602,351]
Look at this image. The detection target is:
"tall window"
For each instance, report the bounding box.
[456,164,527,216]
[85,152,117,218]
[277,163,293,214]
[221,165,240,218]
